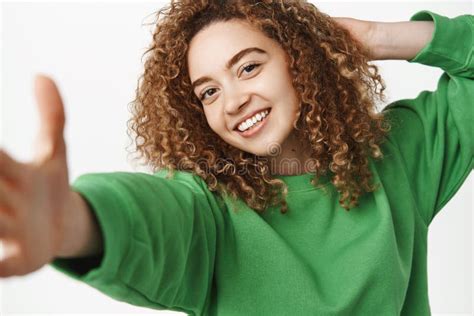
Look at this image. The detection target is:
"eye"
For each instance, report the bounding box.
[199,87,217,101]
[198,63,261,102]
[241,63,260,76]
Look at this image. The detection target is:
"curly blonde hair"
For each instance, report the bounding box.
[128,0,391,213]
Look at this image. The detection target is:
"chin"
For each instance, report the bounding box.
[246,148,269,157]
[225,141,266,157]
[243,140,284,157]
[224,130,287,157]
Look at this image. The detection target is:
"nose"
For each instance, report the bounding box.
[224,86,251,116]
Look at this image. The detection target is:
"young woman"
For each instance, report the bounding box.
[0,1,472,315]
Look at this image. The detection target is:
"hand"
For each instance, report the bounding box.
[0,75,72,277]
[332,17,380,60]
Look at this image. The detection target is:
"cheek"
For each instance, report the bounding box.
[280,73,299,110]
[275,78,299,112]
[266,68,297,101]
[204,110,226,134]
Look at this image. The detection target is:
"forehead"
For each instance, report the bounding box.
[187,19,280,79]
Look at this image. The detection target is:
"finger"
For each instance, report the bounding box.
[0,212,15,238]
[0,177,21,213]
[332,17,351,28]
[0,251,22,278]
[0,148,25,181]
[33,74,67,165]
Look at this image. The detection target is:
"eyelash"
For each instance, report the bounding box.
[199,63,261,101]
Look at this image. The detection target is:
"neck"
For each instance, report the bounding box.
[269,131,313,176]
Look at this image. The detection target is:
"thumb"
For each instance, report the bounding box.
[33,74,67,165]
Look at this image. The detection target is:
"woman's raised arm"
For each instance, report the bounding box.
[333,16,435,60]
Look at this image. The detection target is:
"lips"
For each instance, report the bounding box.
[233,107,271,130]
[236,108,271,138]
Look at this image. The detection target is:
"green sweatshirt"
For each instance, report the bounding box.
[51,10,473,316]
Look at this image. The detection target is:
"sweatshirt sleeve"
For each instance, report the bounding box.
[382,10,473,226]
[49,170,225,315]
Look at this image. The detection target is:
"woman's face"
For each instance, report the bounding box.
[187,19,301,156]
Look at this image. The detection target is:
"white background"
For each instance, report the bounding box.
[0,1,472,315]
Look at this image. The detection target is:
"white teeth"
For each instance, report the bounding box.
[237,109,269,132]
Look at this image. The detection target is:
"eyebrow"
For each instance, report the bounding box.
[191,47,268,91]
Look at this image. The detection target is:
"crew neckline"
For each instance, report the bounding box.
[273,172,330,192]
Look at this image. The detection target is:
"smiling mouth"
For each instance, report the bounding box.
[234,108,271,137]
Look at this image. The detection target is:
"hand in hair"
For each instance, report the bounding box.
[333,17,435,60]
[332,17,379,60]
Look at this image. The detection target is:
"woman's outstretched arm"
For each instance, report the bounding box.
[0,75,103,277]
[56,190,103,258]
